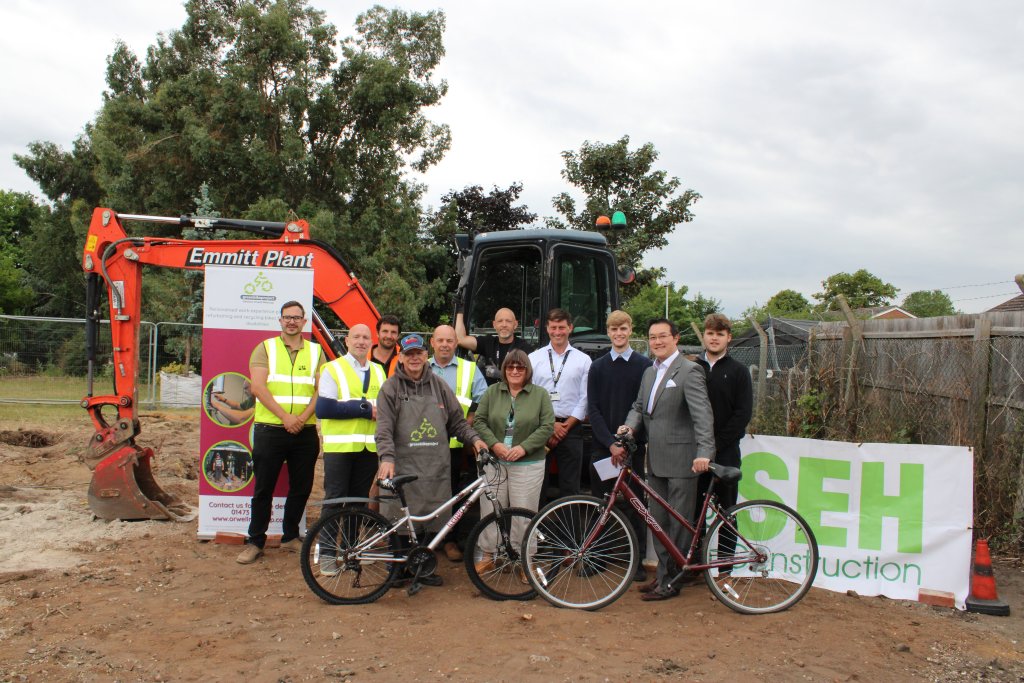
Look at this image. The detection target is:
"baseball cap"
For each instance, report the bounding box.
[400,333,426,352]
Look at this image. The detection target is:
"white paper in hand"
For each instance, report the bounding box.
[593,456,622,481]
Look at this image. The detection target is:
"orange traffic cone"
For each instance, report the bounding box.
[965,539,1009,616]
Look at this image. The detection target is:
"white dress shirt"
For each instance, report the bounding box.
[318,353,371,398]
[647,349,680,414]
[528,343,591,421]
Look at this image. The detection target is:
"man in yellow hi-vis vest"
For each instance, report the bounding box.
[428,325,486,561]
[237,301,325,565]
[316,323,385,507]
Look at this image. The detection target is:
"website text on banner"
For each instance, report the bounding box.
[198,265,315,539]
[740,435,972,609]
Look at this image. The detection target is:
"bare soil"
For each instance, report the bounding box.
[2,411,1024,682]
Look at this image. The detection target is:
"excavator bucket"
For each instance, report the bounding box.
[87,445,195,522]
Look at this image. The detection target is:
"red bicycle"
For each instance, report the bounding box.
[521,434,819,613]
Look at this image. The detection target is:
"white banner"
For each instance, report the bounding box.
[198,265,315,539]
[740,435,973,608]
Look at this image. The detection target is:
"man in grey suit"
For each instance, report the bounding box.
[613,318,716,601]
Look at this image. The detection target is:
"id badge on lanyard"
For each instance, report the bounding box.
[503,401,515,447]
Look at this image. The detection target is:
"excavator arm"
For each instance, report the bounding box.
[80,207,380,521]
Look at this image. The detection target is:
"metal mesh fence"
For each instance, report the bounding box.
[752,333,1024,545]
[0,315,201,406]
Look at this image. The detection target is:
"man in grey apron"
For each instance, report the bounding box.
[375,334,487,587]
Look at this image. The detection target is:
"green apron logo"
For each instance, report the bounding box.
[410,418,438,442]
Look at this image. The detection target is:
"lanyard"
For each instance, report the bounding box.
[547,348,571,389]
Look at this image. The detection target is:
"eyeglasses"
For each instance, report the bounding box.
[648,333,675,342]
[281,315,304,322]
[506,364,527,372]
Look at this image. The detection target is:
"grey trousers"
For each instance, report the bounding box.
[648,473,699,588]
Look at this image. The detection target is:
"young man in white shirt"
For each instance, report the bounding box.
[528,308,592,503]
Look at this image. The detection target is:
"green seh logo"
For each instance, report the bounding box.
[410,418,438,442]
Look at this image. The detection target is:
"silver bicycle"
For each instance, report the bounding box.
[300,449,536,604]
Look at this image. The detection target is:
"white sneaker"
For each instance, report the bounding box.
[320,555,339,577]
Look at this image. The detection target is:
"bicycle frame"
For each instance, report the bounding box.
[335,468,501,566]
[591,465,757,574]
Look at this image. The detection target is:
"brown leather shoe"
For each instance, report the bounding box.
[641,585,680,601]
[637,577,659,593]
[236,544,262,564]
[443,541,464,562]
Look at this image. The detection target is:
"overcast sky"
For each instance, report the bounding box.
[2,1,1022,315]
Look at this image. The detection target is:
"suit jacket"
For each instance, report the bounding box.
[625,354,716,479]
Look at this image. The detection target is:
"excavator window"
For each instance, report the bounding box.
[466,245,542,343]
[554,247,615,336]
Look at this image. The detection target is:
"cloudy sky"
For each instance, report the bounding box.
[2,1,1022,315]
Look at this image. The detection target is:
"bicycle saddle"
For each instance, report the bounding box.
[710,464,742,484]
[379,474,419,491]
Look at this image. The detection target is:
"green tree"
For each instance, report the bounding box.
[423,183,537,323]
[813,269,899,311]
[0,191,41,314]
[902,290,956,317]
[15,1,452,326]
[624,281,720,345]
[549,136,701,299]
[766,289,811,316]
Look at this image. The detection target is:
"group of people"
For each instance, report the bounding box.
[234,300,752,602]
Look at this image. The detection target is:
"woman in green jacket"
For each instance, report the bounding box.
[471,348,555,577]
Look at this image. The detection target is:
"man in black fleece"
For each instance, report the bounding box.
[694,313,753,520]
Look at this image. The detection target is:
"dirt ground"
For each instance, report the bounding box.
[2,410,1024,683]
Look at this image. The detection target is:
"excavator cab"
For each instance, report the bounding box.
[456,229,623,357]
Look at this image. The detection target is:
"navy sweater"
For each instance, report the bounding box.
[587,350,653,452]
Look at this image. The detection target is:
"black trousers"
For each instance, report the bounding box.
[695,444,741,560]
[448,446,472,545]
[545,422,583,504]
[323,449,378,504]
[246,423,319,548]
[589,444,648,558]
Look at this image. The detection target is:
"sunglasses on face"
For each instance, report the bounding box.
[506,364,526,372]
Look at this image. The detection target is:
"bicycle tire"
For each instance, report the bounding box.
[701,499,819,615]
[300,507,400,605]
[522,496,638,610]
[464,507,536,601]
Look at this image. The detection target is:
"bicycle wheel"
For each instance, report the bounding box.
[300,507,400,605]
[465,507,536,601]
[701,499,819,614]
[522,496,638,610]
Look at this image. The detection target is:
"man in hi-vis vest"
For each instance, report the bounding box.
[315,323,385,519]
[429,324,486,561]
[237,301,325,565]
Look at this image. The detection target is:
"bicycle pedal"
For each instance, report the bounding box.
[407,582,422,597]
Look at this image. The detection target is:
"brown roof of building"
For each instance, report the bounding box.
[987,294,1024,312]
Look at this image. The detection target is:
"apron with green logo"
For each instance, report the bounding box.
[384,378,452,534]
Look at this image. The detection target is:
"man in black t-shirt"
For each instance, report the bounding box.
[455,308,533,385]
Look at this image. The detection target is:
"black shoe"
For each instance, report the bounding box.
[641,585,680,601]
[679,570,704,586]
[418,573,443,587]
[632,566,649,583]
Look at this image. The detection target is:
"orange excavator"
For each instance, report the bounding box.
[80,207,380,521]
[81,207,630,521]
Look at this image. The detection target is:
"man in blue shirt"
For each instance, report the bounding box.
[429,324,487,561]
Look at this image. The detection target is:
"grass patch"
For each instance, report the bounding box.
[0,375,156,402]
